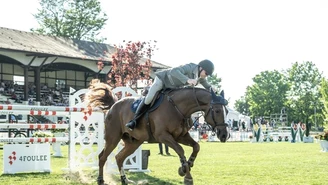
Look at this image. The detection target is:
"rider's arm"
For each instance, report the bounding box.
[169,63,194,85]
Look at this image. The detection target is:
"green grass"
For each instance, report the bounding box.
[0,141,327,185]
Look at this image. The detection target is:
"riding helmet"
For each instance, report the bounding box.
[198,59,214,76]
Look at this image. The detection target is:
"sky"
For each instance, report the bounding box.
[1,0,328,105]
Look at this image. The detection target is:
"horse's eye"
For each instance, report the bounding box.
[215,109,220,113]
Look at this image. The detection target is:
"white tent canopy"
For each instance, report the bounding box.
[226,107,240,122]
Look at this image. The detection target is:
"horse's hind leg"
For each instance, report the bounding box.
[116,140,143,185]
[97,135,121,185]
[97,149,105,184]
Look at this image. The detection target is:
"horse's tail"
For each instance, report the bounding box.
[85,79,116,112]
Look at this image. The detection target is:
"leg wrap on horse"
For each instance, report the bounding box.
[180,157,187,165]
[120,175,127,184]
[188,156,196,167]
[97,176,104,185]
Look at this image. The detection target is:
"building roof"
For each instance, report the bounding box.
[0,27,170,69]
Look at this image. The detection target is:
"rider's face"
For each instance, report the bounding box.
[199,69,208,78]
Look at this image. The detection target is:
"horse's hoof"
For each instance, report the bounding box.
[122,178,135,185]
[184,177,193,185]
[178,167,186,176]
[97,179,104,185]
[97,176,105,185]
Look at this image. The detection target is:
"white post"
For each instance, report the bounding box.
[314,106,317,129]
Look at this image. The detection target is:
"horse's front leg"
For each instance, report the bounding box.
[178,133,200,185]
[177,133,200,169]
[158,133,195,185]
[178,156,194,185]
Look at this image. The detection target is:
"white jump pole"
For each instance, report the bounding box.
[0,137,68,143]
[0,124,68,129]
[0,104,89,112]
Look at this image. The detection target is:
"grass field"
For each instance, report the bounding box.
[0,141,327,185]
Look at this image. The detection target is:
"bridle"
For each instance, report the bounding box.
[204,103,228,129]
[192,88,228,133]
[165,87,228,132]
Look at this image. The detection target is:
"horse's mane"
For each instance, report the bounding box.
[84,79,116,112]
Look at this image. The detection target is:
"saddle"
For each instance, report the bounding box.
[131,91,165,113]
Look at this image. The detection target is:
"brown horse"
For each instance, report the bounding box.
[85,80,229,185]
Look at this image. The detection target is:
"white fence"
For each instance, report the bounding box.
[0,86,148,174]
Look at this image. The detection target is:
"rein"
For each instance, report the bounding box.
[166,87,228,131]
[165,92,191,127]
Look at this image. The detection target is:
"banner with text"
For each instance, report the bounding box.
[3,143,51,174]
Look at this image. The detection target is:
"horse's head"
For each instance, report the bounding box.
[204,88,229,142]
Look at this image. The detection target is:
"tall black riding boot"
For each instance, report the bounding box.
[125,100,149,131]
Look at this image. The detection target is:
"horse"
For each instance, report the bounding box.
[85,80,229,185]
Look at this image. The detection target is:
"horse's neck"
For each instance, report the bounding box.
[170,89,210,115]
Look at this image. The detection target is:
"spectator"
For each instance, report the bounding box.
[158,143,170,155]
[10,114,16,123]
[0,86,4,94]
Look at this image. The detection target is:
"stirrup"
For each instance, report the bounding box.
[125,120,136,131]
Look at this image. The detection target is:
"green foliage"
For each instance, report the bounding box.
[319,78,328,128]
[245,70,289,118]
[286,61,323,124]
[32,0,107,42]
[51,129,67,133]
[206,73,221,90]
[32,130,53,137]
[234,96,250,115]
[240,61,326,129]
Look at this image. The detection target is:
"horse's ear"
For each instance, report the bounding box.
[224,99,228,106]
[220,90,225,99]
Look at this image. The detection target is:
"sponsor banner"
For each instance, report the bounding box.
[3,143,51,174]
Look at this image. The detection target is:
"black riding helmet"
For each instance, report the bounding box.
[198,59,214,76]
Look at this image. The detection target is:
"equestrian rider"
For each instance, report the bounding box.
[125,59,215,131]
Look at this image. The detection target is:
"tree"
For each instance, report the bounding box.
[318,78,328,129]
[234,95,250,116]
[32,0,107,42]
[286,61,323,126]
[207,73,222,91]
[245,70,289,119]
[107,40,156,92]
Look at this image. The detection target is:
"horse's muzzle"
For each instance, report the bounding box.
[216,127,230,143]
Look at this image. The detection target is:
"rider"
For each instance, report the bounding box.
[125,59,215,131]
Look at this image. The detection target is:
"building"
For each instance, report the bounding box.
[0,27,170,103]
